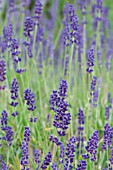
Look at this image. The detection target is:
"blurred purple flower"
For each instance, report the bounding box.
[24,17,34,38]
[86,47,94,73]
[0,59,6,82]
[77,108,85,154]
[34,0,43,24]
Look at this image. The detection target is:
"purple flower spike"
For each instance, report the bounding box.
[1,110,8,129]
[10,78,19,101]
[63,3,79,46]
[102,123,113,150]
[51,162,58,170]
[24,17,34,38]
[65,136,76,168]
[34,0,43,24]
[49,80,71,136]
[1,157,8,170]
[24,89,36,111]
[76,160,87,170]
[86,48,94,73]
[90,76,97,92]
[77,109,85,154]
[49,134,62,146]
[34,149,40,169]
[20,126,30,169]
[11,38,21,63]
[85,130,99,161]
[109,147,113,165]
[41,152,52,169]
[0,59,6,82]
[3,24,13,48]
[4,126,14,146]
[105,106,110,120]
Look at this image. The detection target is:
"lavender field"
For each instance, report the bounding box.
[1,0,113,169]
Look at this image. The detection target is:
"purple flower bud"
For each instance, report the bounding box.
[16,68,25,74]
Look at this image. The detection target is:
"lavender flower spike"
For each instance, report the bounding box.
[41,152,52,169]
[24,89,36,111]
[85,130,99,161]
[49,80,71,136]
[0,59,6,82]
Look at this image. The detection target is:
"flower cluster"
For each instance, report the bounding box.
[4,126,14,146]
[90,76,97,92]
[1,110,8,129]
[24,17,34,58]
[85,130,99,161]
[24,89,36,111]
[24,17,34,38]
[11,38,21,64]
[34,149,40,169]
[49,80,71,136]
[34,0,43,24]
[49,134,62,146]
[96,0,102,14]
[10,78,19,117]
[64,136,76,169]
[0,156,8,170]
[51,162,58,170]
[3,24,13,48]
[10,78,19,104]
[41,152,52,169]
[77,108,85,154]
[105,106,110,120]
[76,160,87,170]
[0,59,6,82]
[63,3,79,46]
[1,110,14,146]
[20,127,30,169]
[102,123,113,150]
[109,147,113,165]
[86,48,94,73]
[0,59,6,90]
